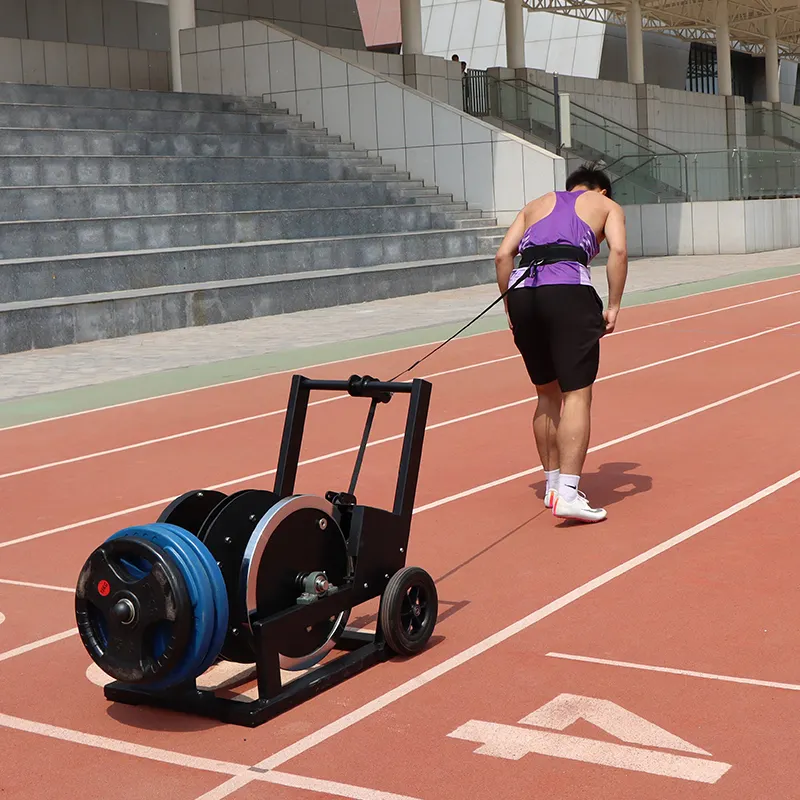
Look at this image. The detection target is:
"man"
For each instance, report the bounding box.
[494,163,628,523]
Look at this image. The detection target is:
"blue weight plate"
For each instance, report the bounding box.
[146,523,229,676]
[107,525,215,691]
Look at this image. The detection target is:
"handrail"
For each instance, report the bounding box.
[489,74,682,158]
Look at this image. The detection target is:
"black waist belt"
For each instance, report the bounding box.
[518,243,588,270]
[511,243,589,290]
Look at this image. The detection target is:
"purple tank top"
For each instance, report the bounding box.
[509,190,600,289]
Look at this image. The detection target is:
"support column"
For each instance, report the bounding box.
[400,0,423,55]
[715,0,732,96]
[169,0,195,92]
[505,0,526,69]
[626,0,644,84]
[765,15,780,103]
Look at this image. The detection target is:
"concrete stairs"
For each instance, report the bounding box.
[0,83,503,355]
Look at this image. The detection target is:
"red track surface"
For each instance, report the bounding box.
[1,274,800,800]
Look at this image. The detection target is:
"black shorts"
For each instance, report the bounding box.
[506,284,606,392]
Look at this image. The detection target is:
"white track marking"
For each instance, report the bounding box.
[195,466,800,800]
[0,712,423,800]
[1,272,797,443]
[413,368,800,513]
[0,629,78,663]
[546,652,800,692]
[252,771,422,800]
[0,612,4,626]
[0,577,73,593]
[4,286,799,480]
[1,331,799,554]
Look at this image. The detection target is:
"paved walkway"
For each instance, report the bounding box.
[1,248,799,426]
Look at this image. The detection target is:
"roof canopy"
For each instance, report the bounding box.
[508,0,800,56]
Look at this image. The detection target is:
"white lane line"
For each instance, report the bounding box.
[195,466,800,800]
[546,652,800,692]
[0,629,78,663]
[0,577,73,593]
[1,325,799,553]
[413,367,800,514]
[0,358,513,481]
[0,712,423,800]
[2,281,798,459]
[254,771,422,800]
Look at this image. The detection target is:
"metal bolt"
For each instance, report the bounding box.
[198,492,204,497]
[249,514,257,522]
[364,583,369,589]
[399,548,404,553]
[113,599,136,626]
[319,518,328,530]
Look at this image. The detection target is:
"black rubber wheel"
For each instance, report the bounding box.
[380,566,438,656]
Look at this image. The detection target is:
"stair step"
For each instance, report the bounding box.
[0,204,467,259]
[0,102,305,134]
[1,226,498,304]
[0,127,374,159]
[0,255,496,355]
[0,154,397,186]
[0,180,432,221]
[0,82,256,113]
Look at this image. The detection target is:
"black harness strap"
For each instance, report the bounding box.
[388,243,589,382]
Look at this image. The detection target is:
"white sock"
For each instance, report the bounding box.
[559,474,580,503]
[545,469,560,495]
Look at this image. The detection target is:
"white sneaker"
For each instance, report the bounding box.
[544,488,557,509]
[552,491,607,523]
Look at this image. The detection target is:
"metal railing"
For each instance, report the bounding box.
[472,73,690,202]
[463,69,490,116]
[461,70,800,204]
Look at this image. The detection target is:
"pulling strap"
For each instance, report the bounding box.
[388,243,589,382]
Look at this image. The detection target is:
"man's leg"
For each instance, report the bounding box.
[547,287,607,523]
[533,380,562,507]
[551,381,605,522]
[556,384,592,496]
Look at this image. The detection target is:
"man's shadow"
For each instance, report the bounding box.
[530,461,653,510]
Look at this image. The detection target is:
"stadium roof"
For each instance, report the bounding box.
[506,0,800,56]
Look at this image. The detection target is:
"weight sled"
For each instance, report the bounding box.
[94,374,437,727]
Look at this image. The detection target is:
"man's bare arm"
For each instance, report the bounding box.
[494,210,526,294]
[602,202,628,332]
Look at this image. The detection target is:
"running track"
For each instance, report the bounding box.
[1,273,800,799]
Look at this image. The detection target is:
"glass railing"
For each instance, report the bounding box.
[610,149,800,202]
[484,76,689,201]
[745,106,800,147]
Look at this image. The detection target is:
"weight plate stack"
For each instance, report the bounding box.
[75,523,229,692]
[75,534,193,686]
[159,488,283,664]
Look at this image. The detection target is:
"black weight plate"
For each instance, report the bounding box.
[251,504,350,660]
[158,489,228,536]
[197,489,281,664]
[75,535,193,685]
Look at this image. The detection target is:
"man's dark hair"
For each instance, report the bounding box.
[565,162,613,200]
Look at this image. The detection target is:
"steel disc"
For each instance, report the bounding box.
[158,489,228,535]
[75,535,193,686]
[241,495,352,671]
[196,489,281,664]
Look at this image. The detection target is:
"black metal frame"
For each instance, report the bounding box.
[104,374,433,727]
